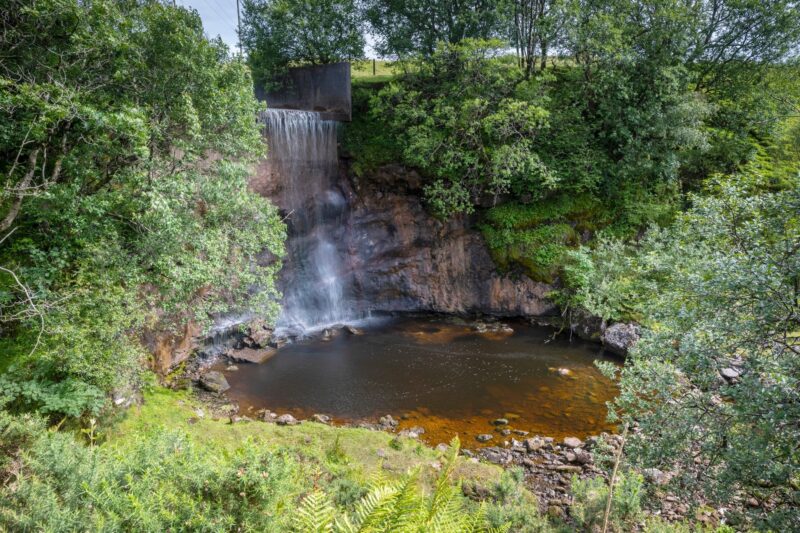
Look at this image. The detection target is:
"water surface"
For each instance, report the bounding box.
[222,317,619,446]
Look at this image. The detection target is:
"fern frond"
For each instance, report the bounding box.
[295,490,335,533]
[351,482,401,530]
[382,468,424,532]
[425,436,460,523]
[464,501,488,533]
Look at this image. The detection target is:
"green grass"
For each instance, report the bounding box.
[2,387,544,531]
[108,387,506,488]
[351,60,397,84]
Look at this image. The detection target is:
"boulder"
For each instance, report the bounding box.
[312,414,331,424]
[244,317,273,347]
[344,325,365,335]
[569,309,604,342]
[573,450,593,464]
[199,371,230,393]
[524,437,545,452]
[492,418,509,426]
[276,414,300,426]
[720,367,741,381]
[228,347,277,364]
[379,415,398,429]
[476,434,494,443]
[563,437,583,449]
[602,322,640,356]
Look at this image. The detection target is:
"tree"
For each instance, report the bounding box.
[241,0,364,88]
[371,40,554,217]
[570,174,800,529]
[685,0,800,90]
[364,0,505,57]
[0,0,285,417]
[506,0,567,75]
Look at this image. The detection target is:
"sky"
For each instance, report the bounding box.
[176,0,377,57]
[177,0,242,53]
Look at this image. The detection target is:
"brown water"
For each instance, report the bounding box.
[221,317,620,446]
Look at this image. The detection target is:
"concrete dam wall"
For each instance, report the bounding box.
[255,62,352,122]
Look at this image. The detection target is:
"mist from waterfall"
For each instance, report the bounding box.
[260,108,356,336]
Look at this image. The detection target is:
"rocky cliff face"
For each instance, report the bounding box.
[251,157,557,318]
[343,164,556,317]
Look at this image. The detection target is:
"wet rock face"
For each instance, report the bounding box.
[342,165,557,317]
[253,153,558,318]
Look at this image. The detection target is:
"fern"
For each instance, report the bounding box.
[296,490,335,532]
[293,435,510,532]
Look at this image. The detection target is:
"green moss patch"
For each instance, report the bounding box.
[480,195,612,282]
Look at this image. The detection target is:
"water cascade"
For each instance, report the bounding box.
[259,109,357,335]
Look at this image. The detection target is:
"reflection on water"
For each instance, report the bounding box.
[221,317,620,446]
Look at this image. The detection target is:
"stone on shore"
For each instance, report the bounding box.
[276,414,300,426]
[199,371,230,393]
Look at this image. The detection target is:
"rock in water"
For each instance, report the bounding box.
[228,347,277,364]
[344,325,364,335]
[312,414,331,424]
[199,371,230,393]
[476,434,494,442]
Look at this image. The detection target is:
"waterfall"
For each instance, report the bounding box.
[259,109,356,336]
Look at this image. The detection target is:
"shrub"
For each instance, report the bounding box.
[571,471,644,532]
[0,427,304,531]
[294,437,512,532]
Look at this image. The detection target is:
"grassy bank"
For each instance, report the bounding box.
[109,387,505,487]
[1,386,550,531]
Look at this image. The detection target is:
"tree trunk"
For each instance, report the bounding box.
[0,149,39,233]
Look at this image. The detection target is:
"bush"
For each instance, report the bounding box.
[571,471,644,532]
[0,426,305,531]
[294,437,512,532]
[484,467,550,532]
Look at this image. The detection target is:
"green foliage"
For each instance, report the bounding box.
[570,471,644,532]
[0,423,304,531]
[295,437,511,532]
[326,435,350,465]
[479,195,609,282]
[364,0,505,57]
[575,175,800,529]
[0,0,285,419]
[371,40,554,218]
[242,0,365,89]
[485,468,549,532]
[341,85,404,176]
